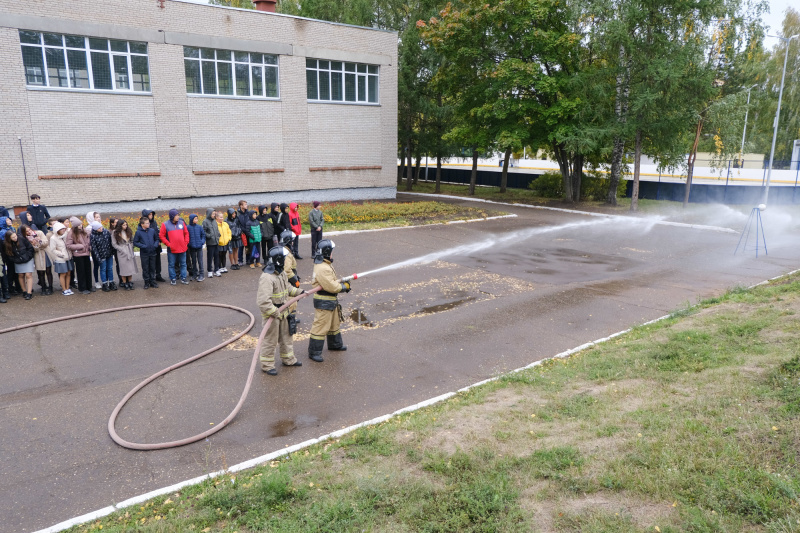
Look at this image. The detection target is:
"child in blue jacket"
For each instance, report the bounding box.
[187,214,205,282]
[133,216,160,289]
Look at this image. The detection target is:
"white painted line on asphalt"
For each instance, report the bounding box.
[34,264,798,533]
[400,192,738,234]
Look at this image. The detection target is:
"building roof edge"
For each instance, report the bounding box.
[169,0,399,35]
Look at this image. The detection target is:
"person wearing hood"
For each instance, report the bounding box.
[48,221,74,295]
[288,202,303,259]
[226,208,242,271]
[0,214,19,297]
[66,216,92,294]
[159,209,190,285]
[4,227,36,300]
[18,211,38,232]
[27,194,51,233]
[270,202,285,240]
[186,214,205,282]
[140,209,166,283]
[257,205,275,262]
[30,222,52,295]
[202,208,220,278]
[133,215,160,289]
[235,200,249,266]
[86,211,103,289]
[244,210,263,268]
[90,221,116,292]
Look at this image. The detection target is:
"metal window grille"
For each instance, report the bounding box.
[306,58,379,104]
[184,47,279,98]
[18,30,150,93]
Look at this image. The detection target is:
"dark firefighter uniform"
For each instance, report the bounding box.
[308,239,350,362]
[256,247,303,374]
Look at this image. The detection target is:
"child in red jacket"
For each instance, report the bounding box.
[288,202,302,259]
[159,209,190,285]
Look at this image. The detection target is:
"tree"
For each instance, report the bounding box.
[420,0,587,201]
[210,0,254,8]
[750,8,800,165]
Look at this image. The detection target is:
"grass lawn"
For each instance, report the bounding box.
[73,273,800,532]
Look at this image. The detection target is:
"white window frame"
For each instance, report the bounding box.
[19,30,151,93]
[306,58,380,105]
[183,46,280,99]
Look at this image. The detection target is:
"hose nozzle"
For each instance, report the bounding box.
[340,274,359,283]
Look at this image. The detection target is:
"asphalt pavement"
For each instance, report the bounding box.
[1,194,798,532]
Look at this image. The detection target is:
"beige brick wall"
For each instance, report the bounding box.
[28,91,159,175]
[0,0,398,208]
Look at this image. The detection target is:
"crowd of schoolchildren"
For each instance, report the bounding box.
[0,196,326,303]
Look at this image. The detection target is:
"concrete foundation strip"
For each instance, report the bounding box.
[400,192,739,234]
[32,229,795,533]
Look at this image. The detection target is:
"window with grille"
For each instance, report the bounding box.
[306,59,379,104]
[184,47,279,98]
[19,30,150,92]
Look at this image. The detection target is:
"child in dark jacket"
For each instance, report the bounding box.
[140,209,166,282]
[226,208,242,271]
[133,216,160,289]
[187,214,205,282]
[90,221,116,291]
[257,205,275,261]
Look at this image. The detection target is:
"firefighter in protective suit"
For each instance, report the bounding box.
[256,246,304,375]
[308,239,350,362]
[279,230,301,318]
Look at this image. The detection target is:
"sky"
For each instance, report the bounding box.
[762,0,795,36]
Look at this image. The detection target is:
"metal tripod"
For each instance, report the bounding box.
[734,207,767,257]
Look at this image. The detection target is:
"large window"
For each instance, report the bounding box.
[19,30,150,92]
[184,47,279,98]
[306,59,379,104]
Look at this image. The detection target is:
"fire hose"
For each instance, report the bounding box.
[0,274,359,451]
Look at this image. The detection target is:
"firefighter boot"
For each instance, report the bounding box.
[308,338,324,362]
[327,333,347,351]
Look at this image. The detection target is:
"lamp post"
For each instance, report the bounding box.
[763,34,799,205]
[739,84,757,168]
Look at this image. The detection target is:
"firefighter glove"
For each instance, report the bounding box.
[341,281,351,293]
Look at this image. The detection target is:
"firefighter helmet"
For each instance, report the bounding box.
[279,229,294,247]
[263,246,288,274]
[314,239,335,264]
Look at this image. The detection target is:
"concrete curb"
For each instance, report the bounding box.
[400,192,739,234]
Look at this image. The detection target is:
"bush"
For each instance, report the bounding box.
[527,171,563,198]
[527,171,628,201]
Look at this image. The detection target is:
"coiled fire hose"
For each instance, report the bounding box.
[0,278,356,451]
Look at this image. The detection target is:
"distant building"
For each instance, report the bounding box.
[0,0,397,213]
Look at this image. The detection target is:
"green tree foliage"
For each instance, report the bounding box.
[209,0,254,8]
[420,0,587,200]
[749,8,800,164]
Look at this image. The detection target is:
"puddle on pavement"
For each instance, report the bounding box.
[350,308,375,327]
[420,297,476,314]
[269,414,320,438]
